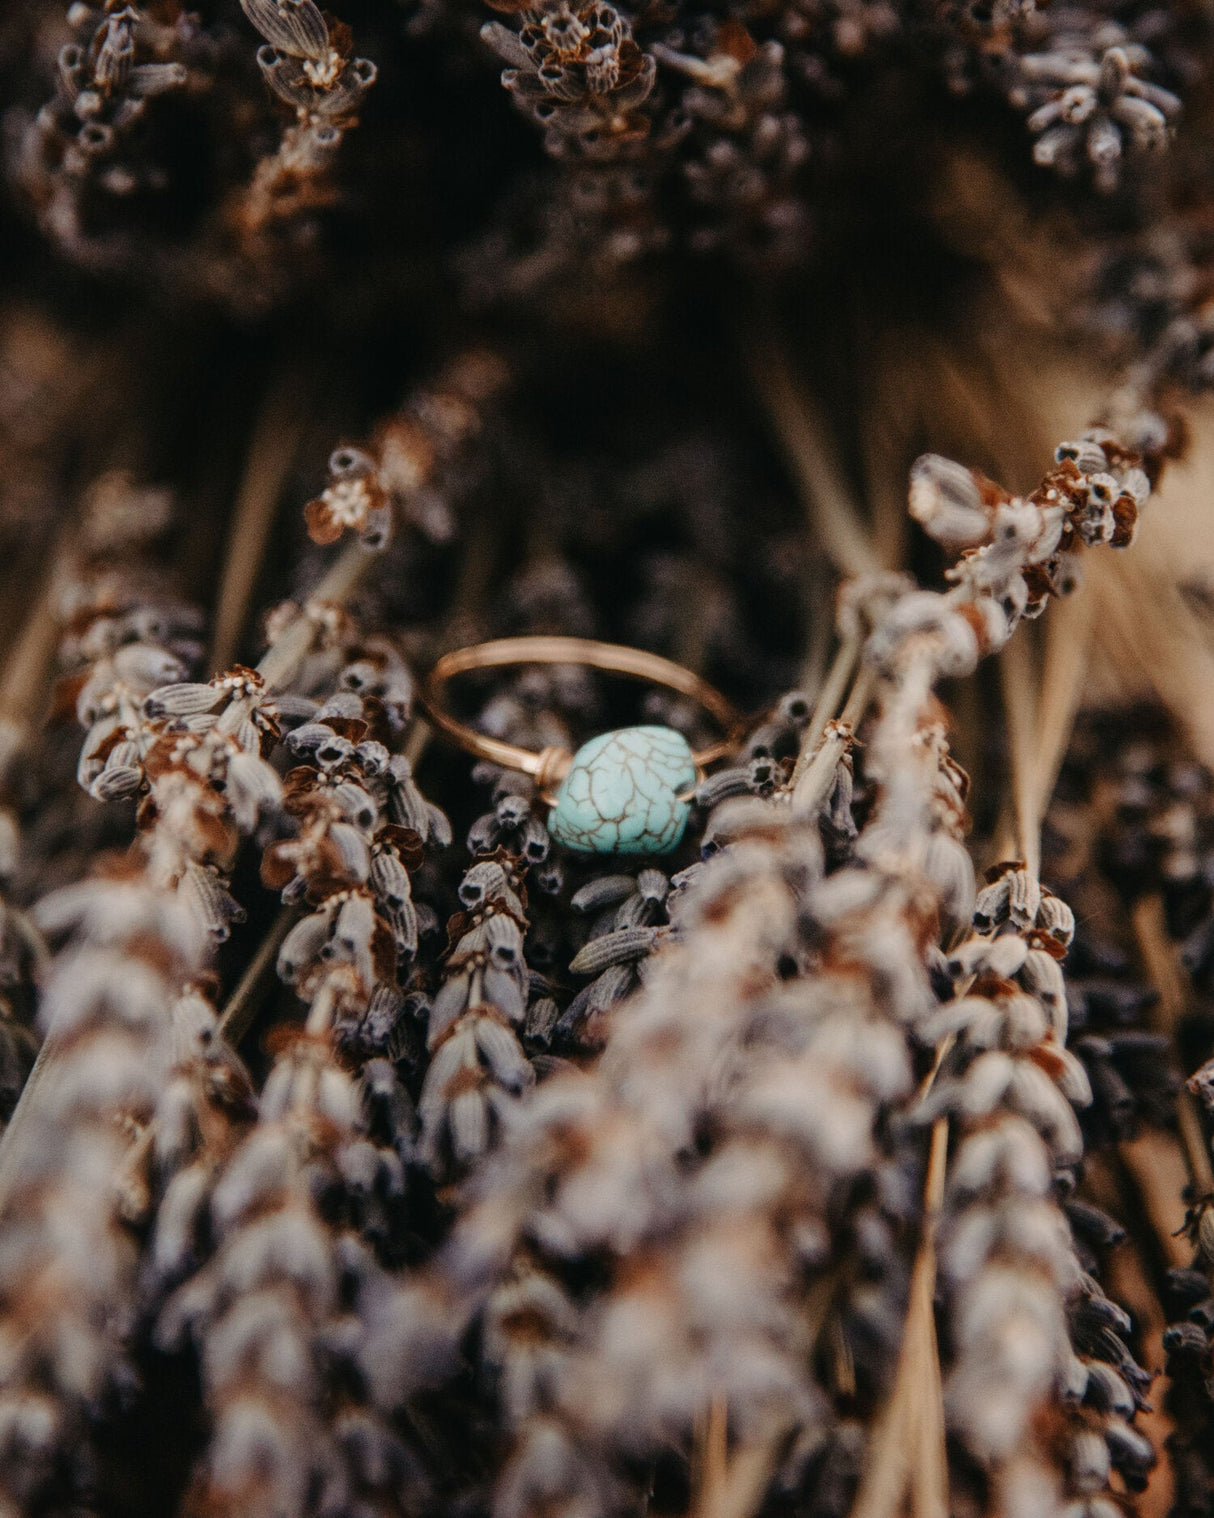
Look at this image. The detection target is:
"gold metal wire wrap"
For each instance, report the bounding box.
[420,635,743,783]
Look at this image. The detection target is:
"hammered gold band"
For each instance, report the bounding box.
[420,636,742,784]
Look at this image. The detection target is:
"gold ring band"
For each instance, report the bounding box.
[420,636,742,785]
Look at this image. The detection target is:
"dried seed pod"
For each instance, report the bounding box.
[240,0,330,60]
[568,924,658,975]
[909,453,994,548]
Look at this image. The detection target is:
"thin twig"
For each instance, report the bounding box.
[1132,894,1214,1197]
[1032,589,1094,817]
[999,630,1042,885]
[995,588,1092,879]
[1092,556,1214,776]
[402,716,432,770]
[218,907,297,1047]
[795,634,861,780]
[791,664,874,818]
[210,364,312,673]
[796,557,837,706]
[255,539,373,694]
[0,543,75,783]
[910,1118,949,1518]
[691,1394,787,1518]
[209,372,312,674]
[694,1395,728,1517]
[1116,1128,1193,1271]
[743,332,884,581]
[693,1438,785,1518]
[857,320,915,571]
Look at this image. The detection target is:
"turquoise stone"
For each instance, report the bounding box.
[549,726,697,855]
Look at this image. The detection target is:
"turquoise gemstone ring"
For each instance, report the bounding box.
[548,726,699,854]
[420,637,741,856]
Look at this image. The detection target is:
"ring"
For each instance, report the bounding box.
[420,636,743,856]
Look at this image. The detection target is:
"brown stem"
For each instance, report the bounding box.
[791,664,873,818]
[0,534,75,784]
[210,365,311,673]
[995,587,1093,882]
[999,630,1042,885]
[1032,589,1093,818]
[743,332,884,582]
[691,1392,787,1518]
[794,634,861,780]
[218,906,297,1047]
[1116,1128,1193,1271]
[251,539,373,696]
[1132,894,1214,1196]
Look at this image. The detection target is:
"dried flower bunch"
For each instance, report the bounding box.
[6,0,1214,1513]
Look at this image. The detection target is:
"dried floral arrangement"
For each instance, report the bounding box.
[6,0,1214,1514]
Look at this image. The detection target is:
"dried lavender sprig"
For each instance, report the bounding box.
[0,468,214,1192]
[419,850,534,1176]
[0,851,218,1509]
[156,980,425,1518]
[231,0,377,265]
[139,987,257,1292]
[414,600,586,1181]
[416,655,573,1179]
[480,0,658,169]
[156,634,452,1515]
[924,880,1154,1512]
[465,807,852,1516]
[1045,716,1214,1508]
[1011,22,1180,193]
[558,867,671,1050]
[61,471,205,805]
[304,350,509,552]
[1088,225,1214,404]
[265,630,449,1065]
[0,515,397,1509]
[10,0,193,263]
[940,3,1190,194]
[384,424,1160,1518]
[864,437,1161,1506]
[648,25,810,267]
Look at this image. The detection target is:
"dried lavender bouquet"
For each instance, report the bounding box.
[3,0,1214,1513]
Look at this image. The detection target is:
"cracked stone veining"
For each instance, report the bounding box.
[548,725,697,855]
